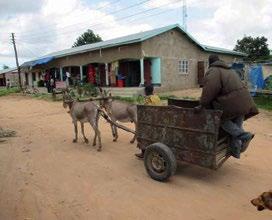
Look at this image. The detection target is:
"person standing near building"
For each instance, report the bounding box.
[44,71,50,93]
[65,71,71,87]
[6,79,10,89]
[50,77,55,93]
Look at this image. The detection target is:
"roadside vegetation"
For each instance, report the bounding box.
[0,87,20,97]
[1,87,270,111]
[114,94,178,104]
[254,95,272,111]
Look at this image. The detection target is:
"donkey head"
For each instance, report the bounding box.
[98,88,113,111]
[62,89,74,109]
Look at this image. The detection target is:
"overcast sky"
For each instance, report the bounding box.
[0,0,271,69]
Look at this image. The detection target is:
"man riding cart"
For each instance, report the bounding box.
[196,55,259,158]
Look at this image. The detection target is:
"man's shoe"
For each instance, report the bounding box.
[239,132,254,142]
[230,144,241,159]
[231,151,241,159]
[240,133,255,153]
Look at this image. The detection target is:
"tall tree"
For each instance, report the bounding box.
[234,36,270,61]
[72,29,102,47]
[2,64,9,69]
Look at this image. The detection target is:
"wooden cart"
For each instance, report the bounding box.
[136,98,231,181]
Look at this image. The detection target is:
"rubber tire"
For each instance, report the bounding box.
[144,143,177,182]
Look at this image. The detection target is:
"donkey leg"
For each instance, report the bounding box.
[81,123,89,143]
[92,112,100,147]
[113,125,118,142]
[95,128,102,151]
[111,124,116,141]
[93,133,97,146]
[73,122,78,143]
[90,123,101,151]
[130,135,136,144]
[130,121,137,144]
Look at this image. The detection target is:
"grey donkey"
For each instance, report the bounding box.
[99,88,137,143]
[62,90,102,151]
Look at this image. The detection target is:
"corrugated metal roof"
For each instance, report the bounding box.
[201,45,246,56]
[21,24,247,67]
[0,67,17,75]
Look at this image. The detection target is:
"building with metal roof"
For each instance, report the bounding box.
[21,24,246,94]
[0,68,18,87]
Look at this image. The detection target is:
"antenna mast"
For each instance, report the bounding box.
[182,0,188,30]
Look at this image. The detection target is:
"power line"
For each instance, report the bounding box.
[12,7,179,61]
[18,0,181,42]
[99,8,178,36]
[182,0,188,30]
[13,7,178,61]
[17,10,174,49]
[106,8,178,29]
[17,42,40,58]
[17,0,153,39]
[13,0,122,37]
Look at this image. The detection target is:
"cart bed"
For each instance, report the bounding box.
[137,99,230,170]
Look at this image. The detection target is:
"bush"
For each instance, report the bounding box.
[37,80,45,87]
[254,95,272,111]
[264,76,272,91]
[76,83,98,97]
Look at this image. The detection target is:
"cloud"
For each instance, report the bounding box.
[0,0,271,69]
[145,0,181,9]
[145,0,221,10]
[188,0,272,49]
[0,0,43,17]
[0,0,152,68]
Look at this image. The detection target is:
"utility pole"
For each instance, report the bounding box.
[182,0,188,31]
[11,33,22,89]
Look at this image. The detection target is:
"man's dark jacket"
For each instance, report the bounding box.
[200,60,259,120]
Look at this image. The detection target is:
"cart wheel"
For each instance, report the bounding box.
[144,143,177,182]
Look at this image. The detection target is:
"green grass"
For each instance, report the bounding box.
[0,87,20,97]
[254,95,272,111]
[0,87,194,105]
[158,94,177,100]
[114,96,142,104]
[32,93,56,101]
[114,94,179,104]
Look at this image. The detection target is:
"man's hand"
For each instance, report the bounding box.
[194,105,203,113]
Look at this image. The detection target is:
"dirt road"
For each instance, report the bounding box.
[0,95,271,220]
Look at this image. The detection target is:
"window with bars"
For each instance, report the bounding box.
[178,60,189,74]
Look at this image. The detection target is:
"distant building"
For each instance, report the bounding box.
[0,68,18,87]
[21,24,246,95]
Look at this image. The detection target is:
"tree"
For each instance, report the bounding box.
[2,64,9,69]
[234,36,270,61]
[72,29,102,47]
